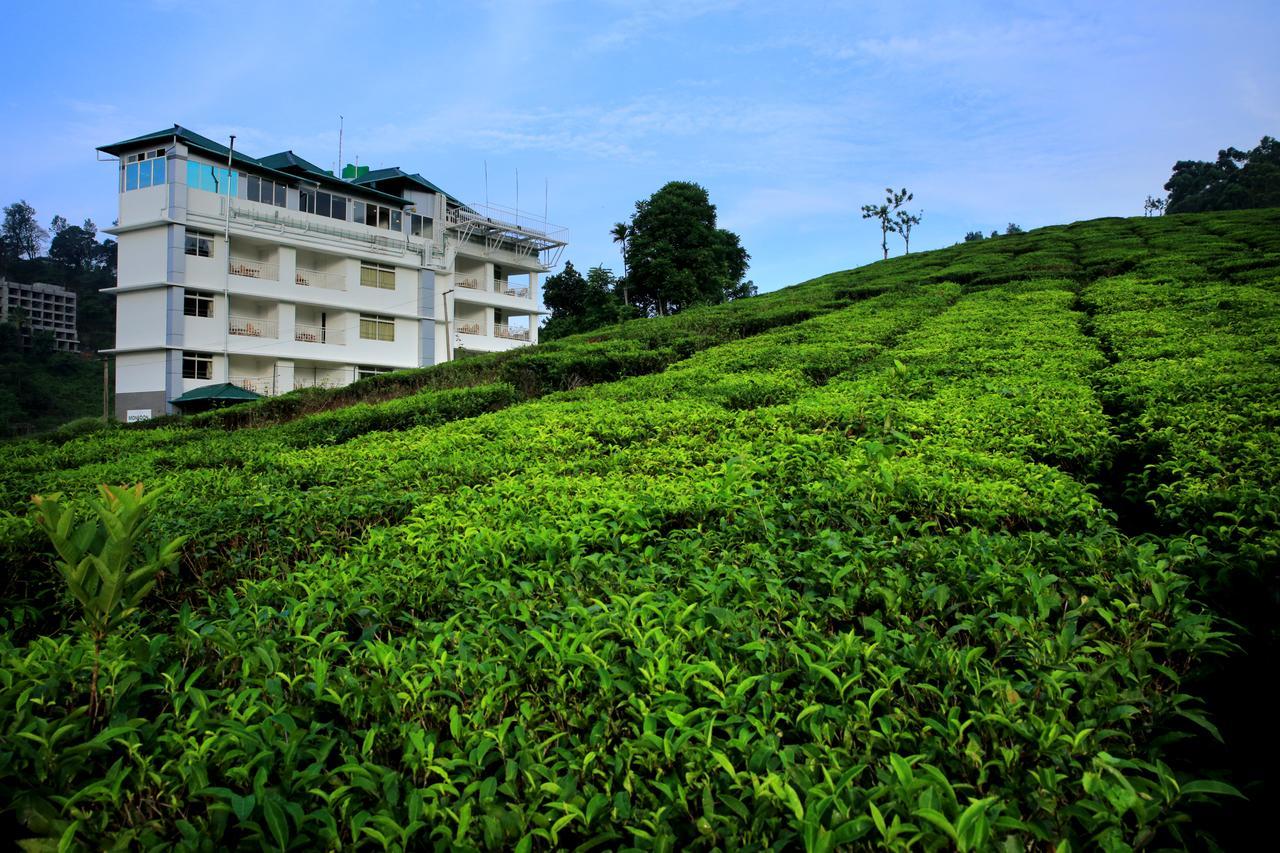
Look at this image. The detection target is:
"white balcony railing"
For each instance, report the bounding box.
[231,375,275,396]
[457,276,482,290]
[295,322,344,345]
[456,322,482,335]
[229,256,279,281]
[494,280,531,299]
[494,323,530,341]
[294,375,344,390]
[229,315,277,338]
[295,266,345,290]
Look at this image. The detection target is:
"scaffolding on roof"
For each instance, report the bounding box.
[445,201,568,268]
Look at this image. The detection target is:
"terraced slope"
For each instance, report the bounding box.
[2,209,1277,850]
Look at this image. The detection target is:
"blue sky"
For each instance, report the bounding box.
[3,1,1277,292]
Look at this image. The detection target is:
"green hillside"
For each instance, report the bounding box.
[2,209,1277,850]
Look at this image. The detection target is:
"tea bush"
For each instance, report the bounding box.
[2,208,1278,849]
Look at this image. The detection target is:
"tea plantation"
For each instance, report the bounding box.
[1,209,1277,850]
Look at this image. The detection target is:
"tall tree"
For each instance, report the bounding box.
[50,219,103,270]
[894,208,923,254]
[611,221,631,305]
[2,201,48,261]
[1143,195,1167,216]
[862,187,912,260]
[963,231,986,242]
[624,181,750,317]
[1004,223,1025,235]
[1164,136,1280,214]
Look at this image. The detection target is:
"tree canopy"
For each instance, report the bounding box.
[625,181,752,316]
[50,218,112,271]
[540,262,626,341]
[1,201,48,262]
[1164,136,1280,214]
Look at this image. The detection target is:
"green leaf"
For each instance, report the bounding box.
[1179,779,1245,799]
[263,795,289,850]
[231,793,256,822]
[913,808,959,846]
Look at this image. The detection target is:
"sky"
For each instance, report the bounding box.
[2,0,1278,294]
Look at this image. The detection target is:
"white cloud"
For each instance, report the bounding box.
[587,0,743,50]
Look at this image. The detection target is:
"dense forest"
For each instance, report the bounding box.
[0,201,117,436]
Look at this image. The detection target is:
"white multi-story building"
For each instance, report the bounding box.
[99,125,565,420]
[0,279,79,351]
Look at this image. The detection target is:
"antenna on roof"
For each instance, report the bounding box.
[544,177,548,230]
[516,167,520,227]
[484,160,489,209]
[337,115,344,178]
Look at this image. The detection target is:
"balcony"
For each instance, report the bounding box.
[229,256,279,281]
[294,375,345,390]
[457,276,483,290]
[494,323,530,341]
[494,279,531,299]
[231,375,275,396]
[295,266,346,290]
[456,321,482,335]
[229,315,278,338]
[295,322,344,345]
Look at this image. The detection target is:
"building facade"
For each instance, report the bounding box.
[98,126,565,421]
[0,279,79,351]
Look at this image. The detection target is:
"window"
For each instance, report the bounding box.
[354,200,403,231]
[359,314,395,342]
[410,213,432,237]
[357,366,390,380]
[186,161,238,196]
[184,229,214,258]
[182,351,213,380]
[243,174,286,208]
[121,148,167,192]
[300,188,349,221]
[183,293,213,318]
[360,263,395,290]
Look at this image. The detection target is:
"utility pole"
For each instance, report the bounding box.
[223,135,235,375]
[102,356,109,422]
[441,288,455,362]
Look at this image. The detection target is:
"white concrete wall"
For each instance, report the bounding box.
[115,351,166,394]
[119,185,170,227]
[183,296,225,351]
[116,288,170,349]
[117,227,170,288]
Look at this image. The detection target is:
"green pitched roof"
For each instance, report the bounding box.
[171,383,263,404]
[98,126,410,206]
[259,151,412,207]
[97,125,296,183]
[258,150,329,174]
[355,167,454,198]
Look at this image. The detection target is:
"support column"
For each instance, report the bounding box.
[278,302,297,349]
[278,245,297,290]
[275,360,295,395]
[418,269,436,367]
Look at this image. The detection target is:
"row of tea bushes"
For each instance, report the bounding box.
[1,276,1234,849]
